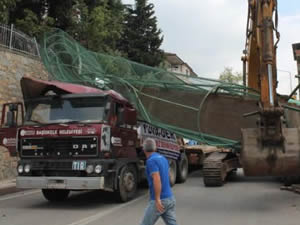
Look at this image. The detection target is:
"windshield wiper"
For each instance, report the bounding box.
[64,120,102,125]
[64,120,81,124]
[26,119,45,126]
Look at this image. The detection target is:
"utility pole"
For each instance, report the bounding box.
[278,69,292,93]
[292,43,300,99]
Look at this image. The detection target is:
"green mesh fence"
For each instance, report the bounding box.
[40,29,260,148]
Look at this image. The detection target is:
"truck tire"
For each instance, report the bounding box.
[169,160,177,187]
[116,165,138,202]
[176,153,188,183]
[42,189,70,202]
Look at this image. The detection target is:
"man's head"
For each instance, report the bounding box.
[143,138,157,155]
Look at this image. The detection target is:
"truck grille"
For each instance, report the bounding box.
[21,137,98,158]
[31,161,73,170]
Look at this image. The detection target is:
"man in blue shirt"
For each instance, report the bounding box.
[140,138,179,225]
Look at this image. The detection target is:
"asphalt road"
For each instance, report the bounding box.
[0,170,300,225]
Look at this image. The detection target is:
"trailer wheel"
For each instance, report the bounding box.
[116,165,138,202]
[169,160,177,187]
[176,153,188,183]
[42,189,70,202]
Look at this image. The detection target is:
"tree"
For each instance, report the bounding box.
[219,67,243,85]
[0,0,18,24]
[86,0,124,53]
[9,0,55,38]
[7,0,124,52]
[15,9,54,38]
[120,0,164,67]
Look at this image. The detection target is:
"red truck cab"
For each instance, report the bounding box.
[0,77,140,202]
[0,77,188,202]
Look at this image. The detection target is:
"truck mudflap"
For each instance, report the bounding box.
[16,176,107,190]
[241,128,300,176]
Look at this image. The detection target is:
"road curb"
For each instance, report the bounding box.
[0,185,22,196]
[0,179,24,196]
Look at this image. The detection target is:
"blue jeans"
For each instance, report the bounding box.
[140,197,178,225]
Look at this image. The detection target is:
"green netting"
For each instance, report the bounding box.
[40,29,260,148]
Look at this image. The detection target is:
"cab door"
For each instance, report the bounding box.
[110,103,137,158]
[0,103,24,156]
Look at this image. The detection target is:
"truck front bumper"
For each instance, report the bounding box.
[17,176,105,190]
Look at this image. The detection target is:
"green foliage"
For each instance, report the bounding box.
[7,0,124,53]
[46,0,89,41]
[219,67,243,85]
[66,0,89,42]
[15,9,54,38]
[120,0,164,67]
[0,0,17,24]
[5,0,164,65]
[8,0,55,38]
[86,0,124,53]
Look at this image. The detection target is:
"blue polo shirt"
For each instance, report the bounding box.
[146,152,173,200]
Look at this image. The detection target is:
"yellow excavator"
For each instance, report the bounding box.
[240,0,300,177]
[201,0,300,186]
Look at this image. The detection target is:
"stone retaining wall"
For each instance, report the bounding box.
[0,48,48,181]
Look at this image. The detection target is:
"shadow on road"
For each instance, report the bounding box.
[27,187,148,210]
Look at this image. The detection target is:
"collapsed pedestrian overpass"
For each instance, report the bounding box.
[39,29,300,150]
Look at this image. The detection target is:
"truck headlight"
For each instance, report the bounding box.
[24,164,31,173]
[95,165,102,174]
[86,165,94,174]
[18,165,24,174]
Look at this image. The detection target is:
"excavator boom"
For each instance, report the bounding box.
[241,0,300,176]
[245,0,279,108]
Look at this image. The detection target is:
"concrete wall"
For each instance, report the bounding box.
[0,47,48,181]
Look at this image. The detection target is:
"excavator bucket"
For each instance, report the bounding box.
[241,128,300,176]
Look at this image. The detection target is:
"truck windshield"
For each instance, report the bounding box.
[24,97,108,125]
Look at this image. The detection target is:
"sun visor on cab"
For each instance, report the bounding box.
[20,76,103,101]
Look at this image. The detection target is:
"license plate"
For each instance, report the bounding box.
[72,161,86,171]
[47,180,66,189]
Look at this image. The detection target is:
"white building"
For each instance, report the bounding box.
[164,53,197,77]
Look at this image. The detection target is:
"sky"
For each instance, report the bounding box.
[122,0,300,95]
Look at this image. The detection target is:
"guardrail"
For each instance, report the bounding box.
[0,24,40,58]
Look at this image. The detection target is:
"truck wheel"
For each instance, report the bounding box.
[169,160,177,187]
[42,189,70,202]
[176,153,188,183]
[116,165,138,202]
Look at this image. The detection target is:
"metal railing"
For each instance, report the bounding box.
[0,24,40,58]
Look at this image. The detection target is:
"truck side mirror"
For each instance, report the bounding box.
[124,108,137,126]
[105,102,111,115]
[117,108,125,125]
[6,111,16,128]
[1,102,23,128]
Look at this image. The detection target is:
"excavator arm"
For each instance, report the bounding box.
[241,0,300,176]
[243,0,284,144]
[245,0,279,108]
